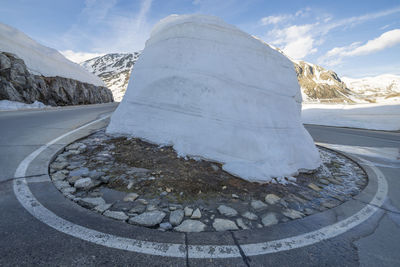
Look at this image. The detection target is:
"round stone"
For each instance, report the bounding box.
[124,193,139,202]
[174,220,206,232]
[128,211,166,227]
[74,178,93,190]
[282,209,304,220]
[242,211,258,221]
[251,200,268,211]
[78,197,106,209]
[212,218,238,231]
[264,194,281,205]
[103,210,129,221]
[159,222,173,230]
[52,171,66,181]
[236,218,249,230]
[191,208,202,219]
[169,209,184,226]
[184,207,193,217]
[217,205,238,217]
[261,212,278,226]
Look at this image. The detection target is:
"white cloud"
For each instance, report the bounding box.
[347,29,400,55]
[295,7,311,17]
[260,6,400,60]
[259,7,311,26]
[82,0,118,24]
[320,29,400,66]
[260,15,290,25]
[268,24,318,59]
[318,6,400,36]
[60,50,104,63]
[61,0,153,54]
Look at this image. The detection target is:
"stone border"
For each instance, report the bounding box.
[49,132,368,233]
[12,115,388,259]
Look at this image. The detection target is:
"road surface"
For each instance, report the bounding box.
[0,103,399,266]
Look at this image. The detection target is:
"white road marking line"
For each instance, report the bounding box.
[13,116,388,258]
[240,157,387,256]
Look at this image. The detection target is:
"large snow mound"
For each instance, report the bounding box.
[107,14,321,182]
[0,23,104,86]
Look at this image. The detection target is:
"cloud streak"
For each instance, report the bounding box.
[262,6,400,60]
[320,29,400,66]
[60,0,153,56]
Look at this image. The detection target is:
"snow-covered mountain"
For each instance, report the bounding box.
[81,50,398,104]
[0,22,104,86]
[294,60,355,103]
[81,51,357,103]
[342,74,400,103]
[80,53,140,101]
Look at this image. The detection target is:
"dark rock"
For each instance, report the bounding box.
[0,52,113,105]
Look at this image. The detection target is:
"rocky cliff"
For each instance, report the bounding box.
[293,60,355,103]
[80,53,140,101]
[0,52,113,106]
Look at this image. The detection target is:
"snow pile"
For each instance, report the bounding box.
[80,53,140,101]
[0,100,48,111]
[342,74,400,103]
[0,23,104,86]
[302,103,400,131]
[107,14,321,182]
[343,74,400,94]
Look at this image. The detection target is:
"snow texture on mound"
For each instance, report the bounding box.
[0,23,104,86]
[107,14,321,182]
[0,100,47,111]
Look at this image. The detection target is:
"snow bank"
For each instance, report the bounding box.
[107,14,321,182]
[0,23,104,86]
[0,100,48,111]
[302,103,400,131]
[343,74,400,94]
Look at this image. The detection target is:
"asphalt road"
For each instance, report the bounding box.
[0,103,399,266]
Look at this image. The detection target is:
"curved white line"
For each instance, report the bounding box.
[13,116,388,259]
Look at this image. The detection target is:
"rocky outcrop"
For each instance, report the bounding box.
[82,52,358,104]
[294,60,355,103]
[80,53,140,101]
[0,52,113,106]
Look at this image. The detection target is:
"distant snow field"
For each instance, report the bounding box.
[302,103,400,131]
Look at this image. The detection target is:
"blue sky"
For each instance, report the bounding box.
[1,0,399,77]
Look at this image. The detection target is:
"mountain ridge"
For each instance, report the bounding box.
[80,51,397,104]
